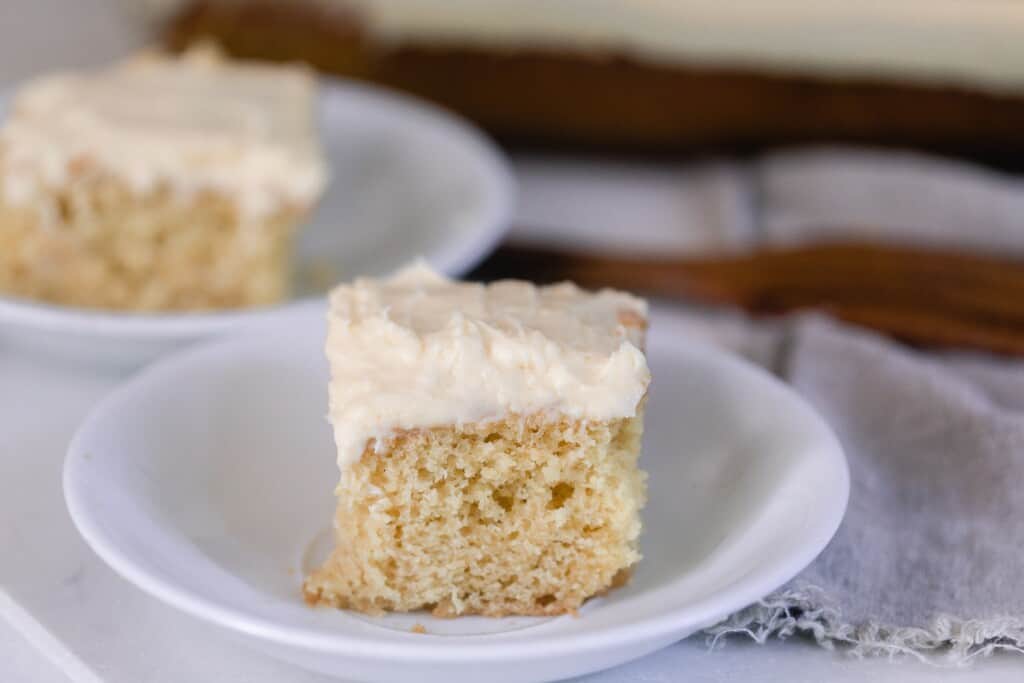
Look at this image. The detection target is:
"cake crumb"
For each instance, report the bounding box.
[411,623,427,634]
[303,268,648,617]
[0,48,326,312]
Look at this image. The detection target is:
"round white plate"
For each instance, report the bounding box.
[64,308,848,683]
[0,80,513,368]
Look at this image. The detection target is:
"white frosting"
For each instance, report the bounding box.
[135,1,1024,92]
[333,0,1024,94]
[325,263,650,469]
[0,47,327,218]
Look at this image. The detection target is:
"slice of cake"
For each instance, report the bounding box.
[0,46,327,311]
[304,264,651,617]
[162,0,1024,156]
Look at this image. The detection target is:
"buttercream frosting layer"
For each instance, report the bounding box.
[343,0,1024,93]
[142,0,1024,93]
[325,263,651,469]
[0,46,327,218]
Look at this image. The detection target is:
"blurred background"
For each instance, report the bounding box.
[140,0,1024,355]
[4,2,1024,681]
[5,0,1024,357]
[160,0,1024,162]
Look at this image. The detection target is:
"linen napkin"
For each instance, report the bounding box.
[513,147,1024,663]
[704,314,1024,663]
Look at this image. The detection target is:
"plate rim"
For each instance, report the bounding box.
[0,76,514,339]
[63,311,849,663]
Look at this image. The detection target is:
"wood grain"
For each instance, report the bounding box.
[167,1,1024,162]
[471,243,1024,356]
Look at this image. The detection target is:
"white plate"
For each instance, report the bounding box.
[0,80,513,368]
[64,308,848,683]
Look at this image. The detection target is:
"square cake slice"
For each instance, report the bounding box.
[304,263,651,617]
[0,46,327,311]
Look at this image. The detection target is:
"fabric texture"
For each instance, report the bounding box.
[707,315,1024,663]
[512,146,1024,663]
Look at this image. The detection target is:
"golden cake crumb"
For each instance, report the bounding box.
[0,178,306,310]
[303,410,647,617]
[0,48,325,311]
[305,266,650,617]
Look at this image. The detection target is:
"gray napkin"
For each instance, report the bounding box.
[758,147,1024,255]
[705,315,1024,663]
[513,147,1024,663]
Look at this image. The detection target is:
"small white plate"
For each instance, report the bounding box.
[0,79,513,368]
[64,308,848,683]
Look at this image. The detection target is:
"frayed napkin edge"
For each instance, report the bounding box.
[704,584,1024,666]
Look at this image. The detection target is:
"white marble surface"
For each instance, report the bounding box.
[0,619,66,683]
[1,2,1023,680]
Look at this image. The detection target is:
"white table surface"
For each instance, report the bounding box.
[2,313,1021,683]
[2,1,1023,680]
